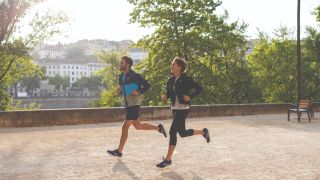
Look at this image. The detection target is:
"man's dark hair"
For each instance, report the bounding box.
[172,57,188,73]
[121,55,133,68]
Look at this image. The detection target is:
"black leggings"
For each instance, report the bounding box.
[169,109,194,146]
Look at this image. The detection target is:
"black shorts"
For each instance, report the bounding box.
[125,105,140,120]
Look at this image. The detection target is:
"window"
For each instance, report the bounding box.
[72,72,74,75]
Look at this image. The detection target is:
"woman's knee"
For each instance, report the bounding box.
[169,136,177,146]
[178,132,188,137]
[169,129,178,136]
[178,129,193,137]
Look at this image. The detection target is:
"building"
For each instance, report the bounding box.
[129,48,148,65]
[35,59,104,84]
[32,44,67,59]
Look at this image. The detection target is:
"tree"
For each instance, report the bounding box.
[72,75,104,96]
[0,0,69,110]
[247,29,297,103]
[128,0,254,105]
[313,5,320,22]
[20,65,45,96]
[95,50,123,107]
[301,27,320,101]
[48,75,70,90]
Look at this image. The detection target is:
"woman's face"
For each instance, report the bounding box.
[171,62,181,74]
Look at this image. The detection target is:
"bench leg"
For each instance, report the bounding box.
[288,111,290,121]
[307,112,311,122]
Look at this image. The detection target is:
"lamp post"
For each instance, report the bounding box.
[296,0,301,103]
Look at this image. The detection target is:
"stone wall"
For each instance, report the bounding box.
[14,97,97,109]
[0,103,319,128]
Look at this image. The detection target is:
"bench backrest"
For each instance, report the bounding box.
[299,100,311,109]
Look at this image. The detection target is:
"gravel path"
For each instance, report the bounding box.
[1,114,320,180]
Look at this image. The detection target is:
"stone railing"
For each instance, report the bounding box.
[0,103,319,127]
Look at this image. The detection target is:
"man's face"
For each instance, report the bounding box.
[119,59,129,71]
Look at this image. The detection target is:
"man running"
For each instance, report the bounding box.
[107,55,167,158]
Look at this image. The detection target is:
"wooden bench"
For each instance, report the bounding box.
[287,100,314,123]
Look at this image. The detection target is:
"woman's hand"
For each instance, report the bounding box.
[161,95,167,101]
[183,95,191,102]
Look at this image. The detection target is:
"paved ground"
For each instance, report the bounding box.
[1,113,320,180]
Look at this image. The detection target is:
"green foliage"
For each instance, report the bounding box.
[313,5,320,23]
[301,27,320,101]
[248,29,297,103]
[94,87,122,107]
[92,2,320,106]
[96,50,122,89]
[0,0,69,111]
[20,65,44,96]
[72,75,104,92]
[128,0,256,105]
[94,50,123,107]
[48,75,70,90]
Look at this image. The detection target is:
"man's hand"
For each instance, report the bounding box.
[132,90,140,96]
[161,95,167,101]
[183,95,191,102]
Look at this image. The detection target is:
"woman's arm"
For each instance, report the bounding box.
[188,77,202,99]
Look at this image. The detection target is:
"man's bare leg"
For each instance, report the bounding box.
[117,120,133,153]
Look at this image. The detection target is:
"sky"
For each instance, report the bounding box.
[21,0,320,44]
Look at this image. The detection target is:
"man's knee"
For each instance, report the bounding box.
[132,121,142,130]
[122,122,131,130]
